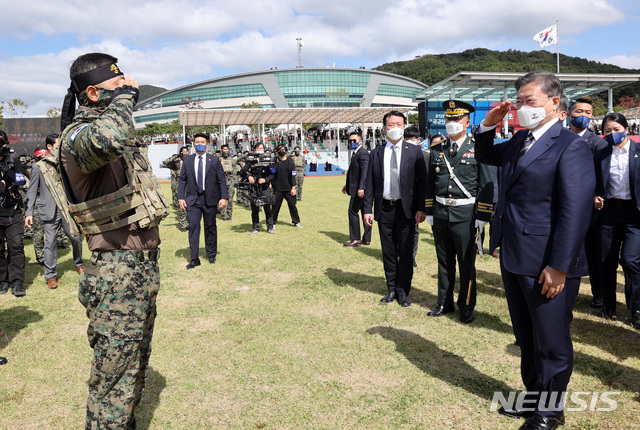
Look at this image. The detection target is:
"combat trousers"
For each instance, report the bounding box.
[79,249,160,430]
[295,172,304,201]
[432,217,476,311]
[221,177,235,220]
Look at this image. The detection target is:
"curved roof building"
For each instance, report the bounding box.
[133,67,427,128]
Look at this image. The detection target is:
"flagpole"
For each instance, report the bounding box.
[556,20,560,73]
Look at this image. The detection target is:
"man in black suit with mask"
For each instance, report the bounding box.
[178,133,228,268]
[364,111,427,307]
[342,131,371,247]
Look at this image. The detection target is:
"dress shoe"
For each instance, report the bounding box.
[180,227,189,232]
[186,259,201,269]
[519,413,564,430]
[47,277,58,290]
[76,265,85,275]
[632,310,640,329]
[498,405,534,419]
[0,356,6,365]
[397,296,411,307]
[11,281,25,297]
[343,240,362,247]
[427,305,454,317]
[361,241,371,245]
[590,297,604,308]
[380,291,396,303]
[598,307,616,319]
[208,256,216,264]
[0,281,9,294]
[460,309,475,324]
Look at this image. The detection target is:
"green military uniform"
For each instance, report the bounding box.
[219,155,239,220]
[425,100,493,320]
[59,60,167,430]
[235,155,251,207]
[161,154,188,230]
[290,152,306,201]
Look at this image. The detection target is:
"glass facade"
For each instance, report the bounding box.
[274,70,370,108]
[376,83,422,98]
[134,112,180,124]
[161,84,269,107]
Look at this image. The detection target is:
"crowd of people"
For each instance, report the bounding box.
[2,58,638,430]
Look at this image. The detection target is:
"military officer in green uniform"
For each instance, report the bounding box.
[425,100,493,323]
[161,146,189,231]
[289,146,306,201]
[218,144,238,220]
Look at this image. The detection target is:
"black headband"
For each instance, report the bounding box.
[61,63,124,131]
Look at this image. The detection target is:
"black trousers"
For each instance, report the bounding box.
[585,220,603,301]
[432,217,476,311]
[501,263,580,418]
[272,191,300,225]
[348,196,371,242]
[378,201,414,297]
[0,213,25,283]
[599,204,640,314]
[251,203,273,231]
[187,194,217,261]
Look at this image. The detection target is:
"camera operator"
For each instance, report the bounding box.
[239,142,275,235]
[0,131,27,297]
[272,144,301,229]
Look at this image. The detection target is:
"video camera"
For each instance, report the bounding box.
[235,152,275,207]
[0,155,26,208]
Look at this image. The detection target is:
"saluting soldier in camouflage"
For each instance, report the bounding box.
[59,53,167,430]
[161,147,189,231]
[425,100,493,324]
[290,146,306,201]
[219,144,238,220]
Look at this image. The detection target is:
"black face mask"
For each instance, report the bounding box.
[294,151,300,155]
[222,152,230,158]
[278,151,286,156]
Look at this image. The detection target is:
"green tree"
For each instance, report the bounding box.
[46,106,61,118]
[1,98,29,118]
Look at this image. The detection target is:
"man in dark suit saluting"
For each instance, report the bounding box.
[364,111,427,307]
[178,133,229,269]
[475,71,595,430]
[342,131,370,247]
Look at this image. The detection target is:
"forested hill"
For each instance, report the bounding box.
[375,48,640,100]
[139,85,167,102]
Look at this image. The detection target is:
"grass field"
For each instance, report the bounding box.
[0,176,639,429]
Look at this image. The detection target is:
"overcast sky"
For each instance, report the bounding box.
[1,0,639,117]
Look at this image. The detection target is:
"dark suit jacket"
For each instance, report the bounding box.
[475,121,595,277]
[178,153,229,207]
[583,129,608,153]
[594,139,640,211]
[345,146,369,196]
[364,141,427,220]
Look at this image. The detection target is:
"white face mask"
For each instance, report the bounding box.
[445,120,465,136]
[386,127,404,141]
[517,99,553,130]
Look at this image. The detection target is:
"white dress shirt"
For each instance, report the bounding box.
[383,140,402,200]
[607,139,631,200]
[194,153,207,191]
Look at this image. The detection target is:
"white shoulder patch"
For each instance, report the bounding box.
[69,124,90,142]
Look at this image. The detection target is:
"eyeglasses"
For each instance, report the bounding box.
[514,96,550,109]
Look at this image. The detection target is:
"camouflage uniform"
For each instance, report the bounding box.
[235,155,251,207]
[60,89,162,430]
[219,155,238,220]
[290,153,306,201]
[161,154,188,230]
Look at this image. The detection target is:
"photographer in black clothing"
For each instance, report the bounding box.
[272,144,301,229]
[0,131,26,297]
[239,142,275,235]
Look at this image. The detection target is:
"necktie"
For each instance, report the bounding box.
[197,156,204,193]
[451,140,458,157]
[517,132,534,164]
[390,145,399,200]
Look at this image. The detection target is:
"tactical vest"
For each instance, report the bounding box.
[220,156,237,175]
[291,154,305,171]
[59,124,170,236]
